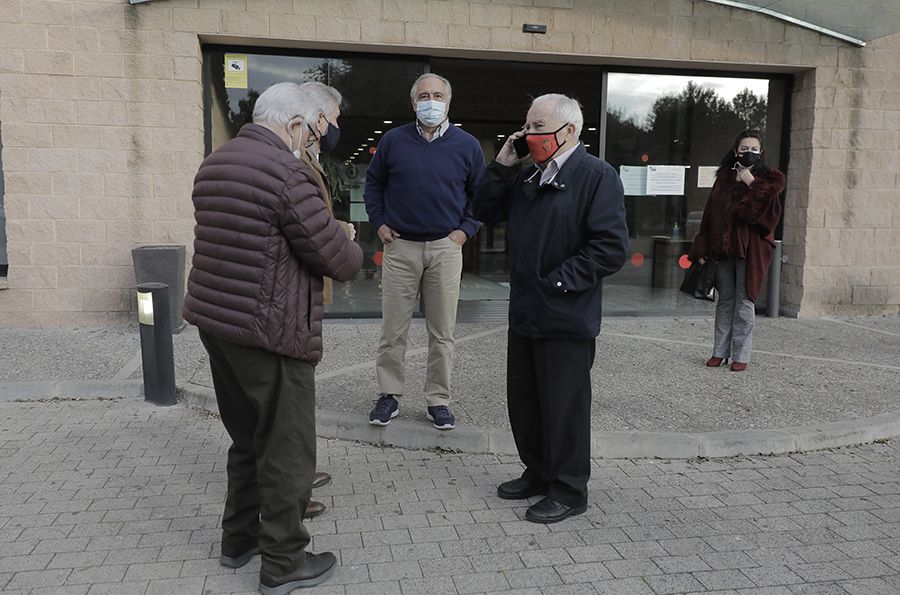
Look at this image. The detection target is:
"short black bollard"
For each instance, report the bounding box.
[136,282,177,406]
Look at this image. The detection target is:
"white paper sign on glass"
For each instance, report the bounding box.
[619,165,648,196]
[646,165,686,195]
[697,166,718,189]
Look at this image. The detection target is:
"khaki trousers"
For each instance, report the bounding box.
[376,237,463,407]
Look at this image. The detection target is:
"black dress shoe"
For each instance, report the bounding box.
[525,496,587,524]
[312,471,331,489]
[497,477,546,500]
[259,551,336,595]
[303,500,326,519]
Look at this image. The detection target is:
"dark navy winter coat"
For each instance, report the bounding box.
[474,144,628,339]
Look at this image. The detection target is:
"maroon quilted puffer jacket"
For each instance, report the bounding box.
[184,124,363,363]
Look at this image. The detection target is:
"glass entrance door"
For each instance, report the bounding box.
[602,72,785,314]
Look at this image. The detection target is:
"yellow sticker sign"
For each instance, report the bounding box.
[224,54,248,89]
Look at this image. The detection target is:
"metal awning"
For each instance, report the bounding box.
[705,0,900,47]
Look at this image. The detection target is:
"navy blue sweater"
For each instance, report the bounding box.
[364,123,484,241]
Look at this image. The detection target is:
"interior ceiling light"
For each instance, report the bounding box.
[383,120,392,124]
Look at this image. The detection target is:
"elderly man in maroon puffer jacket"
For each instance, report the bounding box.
[184,82,362,594]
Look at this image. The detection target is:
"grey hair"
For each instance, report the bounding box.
[299,81,342,116]
[252,82,319,127]
[531,94,583,138]
[409,73,452,102]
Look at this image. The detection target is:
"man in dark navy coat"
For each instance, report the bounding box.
[474,94,628,524]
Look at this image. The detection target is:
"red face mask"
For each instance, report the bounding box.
[525,123,569,163]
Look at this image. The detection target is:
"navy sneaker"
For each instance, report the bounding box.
[426,405,456,430]
[369,394,399,426]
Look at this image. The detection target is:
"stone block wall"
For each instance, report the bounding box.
[0,0,898,324]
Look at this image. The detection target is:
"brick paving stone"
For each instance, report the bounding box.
[653,554,713,573]
[469,552,524,572]
[3,401,900,595]
[592,576,655,594]
[555,560,613,584]
[6,569,72,590]
[644,572,706,593]
[603,558,662,579]
[505,566,564,588]
[398,577,459,595]
[787,583,849,594]
[452,571,510,593]
[565,544,621,564]
[694,568,757,590]
[833,557,896,578]
[740,565,805,587]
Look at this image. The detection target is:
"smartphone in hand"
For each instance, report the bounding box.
[512,136,530,159]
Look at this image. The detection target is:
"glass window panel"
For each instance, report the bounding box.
[603,72,779,314]
[204,48,426,316]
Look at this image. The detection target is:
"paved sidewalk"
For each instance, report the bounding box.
[1,397,899,594]
[2,316,900,457]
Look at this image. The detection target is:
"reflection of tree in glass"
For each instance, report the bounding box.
[227,88,260,137]
[605,81,767,168]
[731,88,767,130]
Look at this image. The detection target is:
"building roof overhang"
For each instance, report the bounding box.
[705,0,900,47]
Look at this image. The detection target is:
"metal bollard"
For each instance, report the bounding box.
[136,282,177,406]
[766,240,783,318]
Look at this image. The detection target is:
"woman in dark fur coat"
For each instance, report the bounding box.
[688,130,785,372]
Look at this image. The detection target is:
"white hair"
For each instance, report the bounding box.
[531,93,583,138]
[252,82,319,127]
[409,73,452,101]
[299,81,342,116]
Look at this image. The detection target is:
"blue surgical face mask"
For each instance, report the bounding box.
[416,100,447,127]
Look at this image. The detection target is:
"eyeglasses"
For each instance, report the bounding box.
[737,146,761,154]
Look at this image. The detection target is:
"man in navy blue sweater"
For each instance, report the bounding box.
[364,73,484,430]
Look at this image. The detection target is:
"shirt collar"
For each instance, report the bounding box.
[416,119,451,142]
[538,142,580,186]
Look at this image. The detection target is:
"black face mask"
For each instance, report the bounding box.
[319,121,340,154]
[736,151,761,168]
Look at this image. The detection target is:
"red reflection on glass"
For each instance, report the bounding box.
[630,252,645,267]
[640,153,650,163]
[678,254,692,269]
[369,146,376,155]
[372,251,384,266]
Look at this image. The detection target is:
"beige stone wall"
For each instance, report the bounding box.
[784,32,900,317]
[0,0,897,325]
[0,0,202,326]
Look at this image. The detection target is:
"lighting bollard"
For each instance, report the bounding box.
[136,282,177,406]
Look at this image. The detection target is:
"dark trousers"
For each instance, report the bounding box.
[507,330,596,507]
[199,330,316,578]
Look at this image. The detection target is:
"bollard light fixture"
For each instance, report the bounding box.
[137,290,154,326]
[136,282,177,406]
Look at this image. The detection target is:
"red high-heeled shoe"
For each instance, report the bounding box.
[730,362,748,372]
[706,356,728,367]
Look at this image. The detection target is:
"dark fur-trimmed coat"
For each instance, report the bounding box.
[688,167,785,303]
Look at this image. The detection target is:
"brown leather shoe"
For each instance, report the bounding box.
[303,501,326,519]
[706,356,728,367]
[730,361,748,372]
[312,471,331,490]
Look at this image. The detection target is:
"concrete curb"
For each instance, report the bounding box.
[0,380,143,402]
[177,382,900,459]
